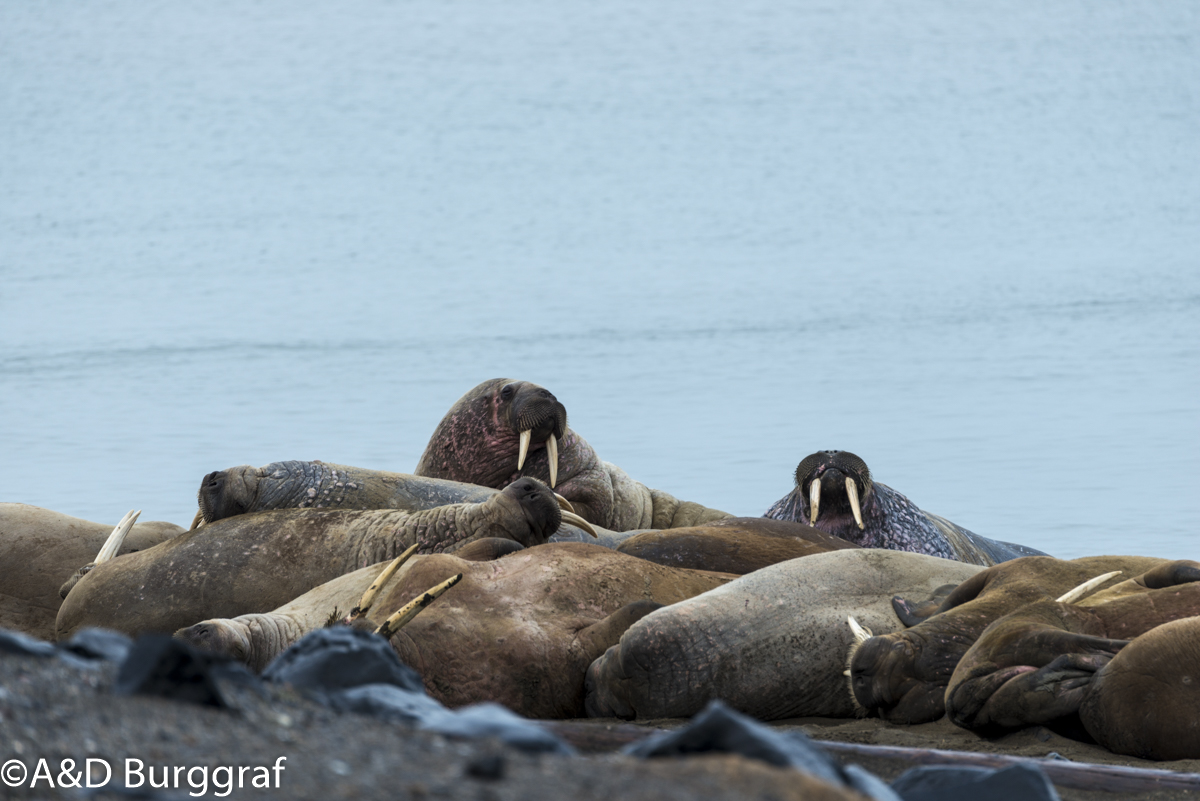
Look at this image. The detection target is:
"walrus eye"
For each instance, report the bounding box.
[500,384,515,401]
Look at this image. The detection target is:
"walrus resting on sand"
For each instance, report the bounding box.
[846,555,1174,724]
[764,450,1046,565]
[584,549,982,721]
[56,478,589,639]
[0,504,182,640]
[179,542,733,718]
[414,378,735,530]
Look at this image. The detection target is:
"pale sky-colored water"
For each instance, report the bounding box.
[2,1,1197,559]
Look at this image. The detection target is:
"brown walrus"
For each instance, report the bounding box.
[0,503,182,640]
[179,542,733,719]
[943,566,1200,752]
[55,478,576,640]
[615,517,860,574]
[846,554,1168,723]
[764,450,1047,565]
[414,378,734,530]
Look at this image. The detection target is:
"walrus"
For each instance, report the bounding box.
[943,568,1200,747]
[846,554,1170,724]
[584,549,982,721]
[0,504,183,640]
[764,450,1047,565]
[615,517,860,574]
[55,478,579,639]
[179,542,734,719]
[1079,616,1200,760]
[414,378,735,530]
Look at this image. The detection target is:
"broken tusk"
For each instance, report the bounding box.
[518,429,532,471]
[374,573,463,640]
[553,493,577,515]
[847,616,873,645]
[560,510,598,538]
[350,544,419,620]
[809,479,822,524]
[547,432,558,488]
[95,510,141,564]
[846,477,864,530]
[1057,571,1122,604]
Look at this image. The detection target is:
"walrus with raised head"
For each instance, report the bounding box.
[764,450,1046,565]
[846,554,1171,724]
[56,478,586,639]
[414,379,735,531]
[179,542,733,718]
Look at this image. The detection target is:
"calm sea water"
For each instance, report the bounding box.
[2,2,1197,559]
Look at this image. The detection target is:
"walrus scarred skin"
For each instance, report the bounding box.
[0,504,183,640]
[1080,616,1200,760]
[764,450,1046,566]
[414,379,735,531]
[944,569,1200,741]
[616,517,860,574]
[847,554,1170,724]
[584,549,982,721]
[56,478,565,640]
[180,543,733,719]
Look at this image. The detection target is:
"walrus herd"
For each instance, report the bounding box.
[4,378,1198,763]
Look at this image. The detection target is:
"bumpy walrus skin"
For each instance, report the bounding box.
[764,450,1046,566]
[414,378,735,531]
[56,478,566,640]
[847,554,1171,724]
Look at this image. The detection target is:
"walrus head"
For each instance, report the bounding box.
[846,628,955,723]
[196,466,262,527]
[765,451,873,538]
[497,381,568,488]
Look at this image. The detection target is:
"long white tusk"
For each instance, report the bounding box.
[547,432,558,489]
[553,493,577,514]
[846,477,864,530]
[375,573,463,639]
[848,616,873,645]
[809,479,821,524]
[95,510,141,564]
[560,510,598,538]
[1057,571,1122,604]
[518,429,532,471]
[351,544,419,619]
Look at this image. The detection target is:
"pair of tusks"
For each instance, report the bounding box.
[840,571,1125,677]
[553,491,598,538]
[518,429,559,489]
[343,543,463,640]
[809,477,865,530]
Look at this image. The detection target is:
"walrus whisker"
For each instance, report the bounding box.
[809,479,821,524]
[560,510,598,538]
[553,493,577,515]
[95,509,141,564]
[374,573,463,640]
[547,432,558,488]
[189,509,205,531]
[1057,571,1122,604]
[349,544,419,621]
[518,429,532,471]
[846,477,864,530]
[844,616,872,717]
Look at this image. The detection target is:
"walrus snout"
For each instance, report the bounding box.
[503,477,563,544]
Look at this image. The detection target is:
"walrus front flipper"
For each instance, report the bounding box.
[575,600,664,663]
[891,584,960,627]
[453,538,526,562]
[1137,559,1200,589]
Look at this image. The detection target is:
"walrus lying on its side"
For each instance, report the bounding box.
[179,542,733,719]
[56,478,584,640]
[764,450,1046,565]
[846,554,1171,724]
[0,503,182,640]
[414,378,735,531]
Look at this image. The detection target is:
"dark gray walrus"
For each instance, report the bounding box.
[56,478,573,639]
[764,450,1046,565]
[414,378,735,531]
[0,504,183,640]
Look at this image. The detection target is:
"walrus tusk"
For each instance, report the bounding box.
[350,544,419,620]
[1057,571,1122,604]
[518,429,532,471]
[847,616,873,645]
[560,510,598,538]
[846,477,864,530]
[809,480,821,524]
[95,510,141,564]
[547,432,558,488]
[553,493,577,514]
[374,573,463,640]
[189,509,205,531]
